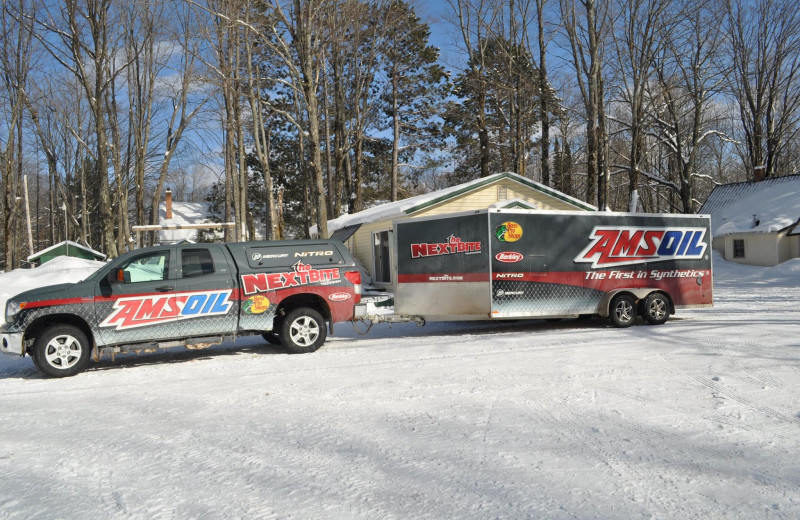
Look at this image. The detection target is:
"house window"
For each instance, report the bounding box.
[373,230,392,283]
[733,239,745,258]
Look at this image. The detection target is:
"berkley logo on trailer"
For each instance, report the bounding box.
[495,252,524,263]
[241,261,341,295]
[574,226,708,268]
[410,234,482,258]
[99,290,233,330]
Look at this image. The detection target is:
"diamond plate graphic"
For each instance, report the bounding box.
[492,281,603,316]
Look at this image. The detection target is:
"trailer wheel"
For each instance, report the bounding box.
[641,292,670,325]
[609,294,637,328]
[31,324,92,377]
[281,308,327,354]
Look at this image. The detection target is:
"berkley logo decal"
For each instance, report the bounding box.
[99,290,233,330]
[575,226,708,268]
[410,234,482,258]
[328,292,352,302]
[495,252,523,263]
[495,221,523,242]
[241,261,341,295]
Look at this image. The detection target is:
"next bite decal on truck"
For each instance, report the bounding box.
[241,261,341,295]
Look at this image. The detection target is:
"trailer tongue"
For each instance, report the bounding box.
[354,209,712,328]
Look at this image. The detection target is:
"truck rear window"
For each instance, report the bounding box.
[246,244,344,269]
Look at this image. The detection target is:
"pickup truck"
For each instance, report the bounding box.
[0,240,362,377]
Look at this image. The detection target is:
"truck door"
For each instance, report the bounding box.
[174,245,237,337]
[95,247,178,346]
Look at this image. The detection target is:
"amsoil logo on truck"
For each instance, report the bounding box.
[241,261,341,295]
[410,235,482,258]
[575,226,708,268]
[99,290,233,330]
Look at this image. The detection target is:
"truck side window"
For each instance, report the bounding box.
[181,248,215,278]
[121,251,170,283]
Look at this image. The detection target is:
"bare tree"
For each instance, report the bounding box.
[725,0,800,180]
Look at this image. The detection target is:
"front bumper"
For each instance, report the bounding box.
[0,331,24,356]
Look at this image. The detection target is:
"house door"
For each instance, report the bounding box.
[373,230,392,283]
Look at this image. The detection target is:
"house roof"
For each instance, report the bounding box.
[699,174,800,237]
[158,201,213,243]
[27,240,107,262]
[318,172,596,234]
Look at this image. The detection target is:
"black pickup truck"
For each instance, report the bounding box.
[1,240,362,377]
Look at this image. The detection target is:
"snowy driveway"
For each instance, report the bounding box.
[0,264,798,519]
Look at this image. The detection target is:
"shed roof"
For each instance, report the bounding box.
[699,174,800,237]
[27,240,107,262]
[318,172,596,235]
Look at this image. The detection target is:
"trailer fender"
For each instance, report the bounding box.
[598,288,664,318]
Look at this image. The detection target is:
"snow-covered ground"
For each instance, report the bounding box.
[0,255,799,519]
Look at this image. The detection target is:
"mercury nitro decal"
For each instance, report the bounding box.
[575,226,708,268]
[410,234,482,258]
[241,261,340,295]
[99,290,233,330]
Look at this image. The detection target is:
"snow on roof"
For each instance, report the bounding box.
[158,201,214,244]
[314,172,596,235]
[27,240,106,261]
[699,174,800,237]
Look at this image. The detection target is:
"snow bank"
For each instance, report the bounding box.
[712,251,800,286]
[0,256,104,313]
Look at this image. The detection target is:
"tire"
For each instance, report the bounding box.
[31,324,92,377]
[280,308,327,354]
[641,292,670,325]
[609,294,637,328]
[261,331,282,345]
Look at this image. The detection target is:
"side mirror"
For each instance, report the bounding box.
[107,268,130,284]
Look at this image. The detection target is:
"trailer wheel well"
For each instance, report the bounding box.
[599,289,675,318]
[23,314,95,355]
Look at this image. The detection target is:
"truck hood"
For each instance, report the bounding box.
[10,283,77,303]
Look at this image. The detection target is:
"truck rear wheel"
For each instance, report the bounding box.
[31,324,91,377]
[609,294,637,328]
[642,292,670,325]
[281,308,327,354]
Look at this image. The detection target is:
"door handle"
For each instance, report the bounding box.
[156,285,174,292]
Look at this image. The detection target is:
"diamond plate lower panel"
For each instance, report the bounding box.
[492,281,603,316]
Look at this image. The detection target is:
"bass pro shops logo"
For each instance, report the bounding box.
[99,290,233,330]
[410,234,482,258]
[575,226,708,268]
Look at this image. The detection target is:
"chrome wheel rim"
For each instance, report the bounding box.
[615,301,634,323]
[288,317,320,347]
[648,298,667,320]
[44,334,83,370]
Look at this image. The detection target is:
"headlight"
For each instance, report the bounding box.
[6,301,27,323]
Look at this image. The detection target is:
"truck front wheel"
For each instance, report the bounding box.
[281,308,327,354]
[609,294,637,328]
[31,324,92,377]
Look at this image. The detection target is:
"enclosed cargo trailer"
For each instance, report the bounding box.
[358,209,713,327]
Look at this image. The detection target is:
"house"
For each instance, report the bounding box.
[314,171,597,286]
[157,189,216,245]
[699,174,800,266]
[27,240,107,266]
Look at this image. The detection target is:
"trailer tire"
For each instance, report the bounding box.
[281,308,327,354]
[31,324,91,377]
[641,292,670,325]
[609,294,637,328]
